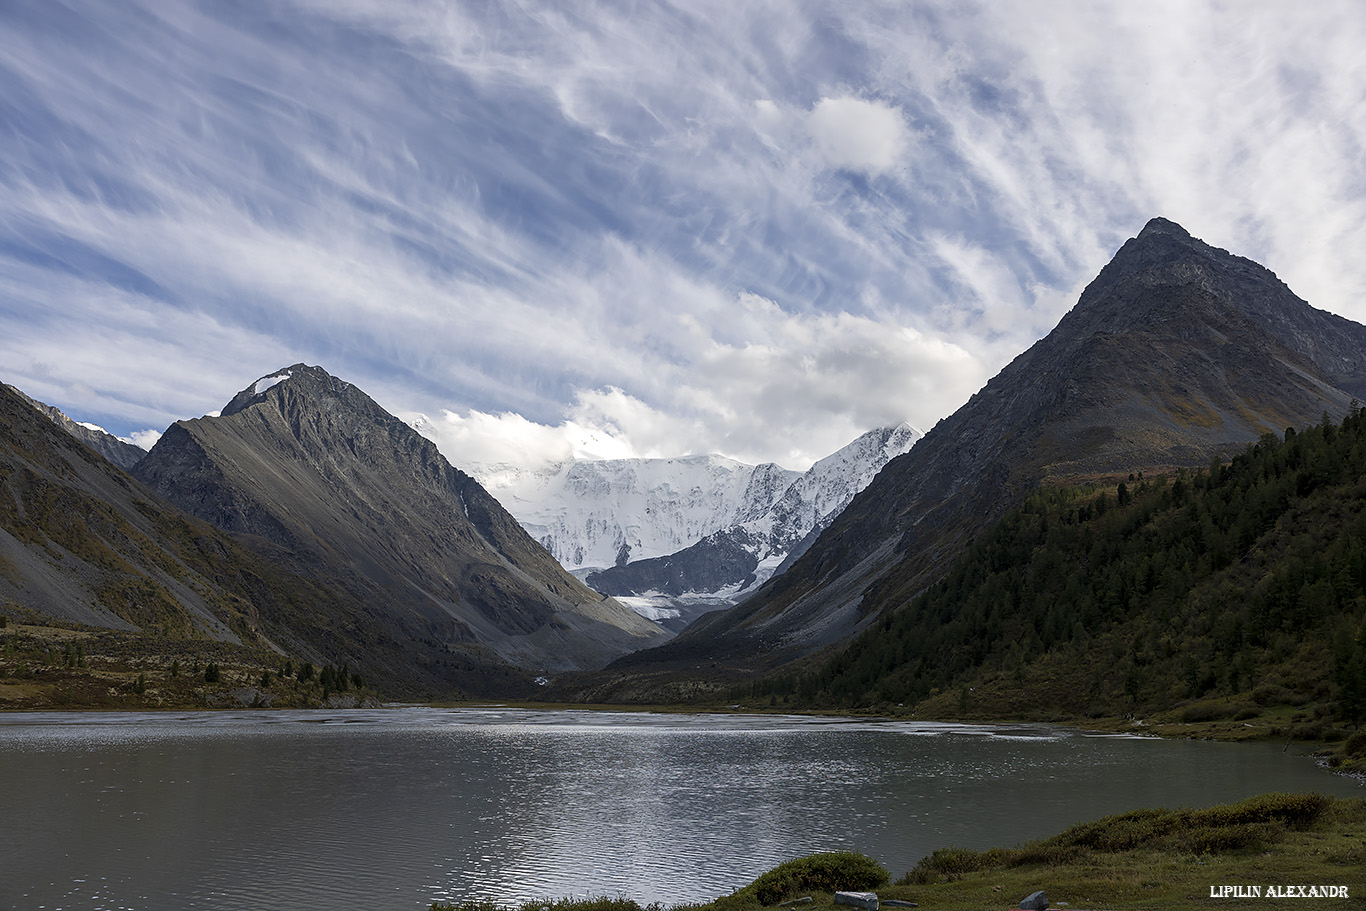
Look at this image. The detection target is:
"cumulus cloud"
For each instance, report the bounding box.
[751,95,912,176]
[406,288,987,473]
[806,96,911,175]
[125,429,163,450]
[402,403,637,470]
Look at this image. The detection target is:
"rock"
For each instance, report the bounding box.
[1019,890,1049,910]
[834,892,879,910]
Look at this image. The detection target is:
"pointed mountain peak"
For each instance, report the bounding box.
[1060,217,1281,336]
[1136,216,1191,240]
[220,363,342,417]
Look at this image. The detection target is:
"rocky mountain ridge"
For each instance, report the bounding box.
[4,384,148,470]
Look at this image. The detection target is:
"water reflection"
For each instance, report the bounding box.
[0,708,1357,910]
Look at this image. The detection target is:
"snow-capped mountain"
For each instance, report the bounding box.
[462,454,801,570]
[426,422,922,627]
[584,423,922,613]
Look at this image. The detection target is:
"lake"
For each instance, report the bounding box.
[0,707,1359,910]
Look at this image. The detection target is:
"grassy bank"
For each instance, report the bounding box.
[432,794,1366,911]
[0,617,378,709]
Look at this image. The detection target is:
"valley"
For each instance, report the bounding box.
[3,219,1366,756]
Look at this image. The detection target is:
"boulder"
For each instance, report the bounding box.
[1019,890,1049,910]
[834,892,879,910]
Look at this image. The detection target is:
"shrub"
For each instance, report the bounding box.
[742,852,889,905]
[1341,729,1366,759]
[430,900,656,911]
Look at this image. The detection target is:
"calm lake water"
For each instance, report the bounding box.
[0,707,1359,910]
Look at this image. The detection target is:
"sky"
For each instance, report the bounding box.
[3,1,1365,471]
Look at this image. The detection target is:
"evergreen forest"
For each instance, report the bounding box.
[752,407,1366,743]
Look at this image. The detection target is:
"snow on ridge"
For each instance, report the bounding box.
[252,371,292,395]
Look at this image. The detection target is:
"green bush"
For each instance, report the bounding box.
[1340,729,1366,759]
[430,899,657,911]
[741,851,889,905]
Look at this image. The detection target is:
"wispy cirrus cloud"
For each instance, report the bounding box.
[2,1,1364,470]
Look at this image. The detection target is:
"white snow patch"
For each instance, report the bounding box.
[76,420,109,434]
[252,371,292,395]
[614,596,683,622]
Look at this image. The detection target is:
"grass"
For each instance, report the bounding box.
[430,794,1366,911]
[0,618,378,710]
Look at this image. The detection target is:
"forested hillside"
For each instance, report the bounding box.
[754,408,1366,735]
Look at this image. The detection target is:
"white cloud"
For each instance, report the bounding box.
[126,429,163,450]
[405,287,988,474]
[805,96,910,175]
[750,95,912,177]
[402,404,638,471]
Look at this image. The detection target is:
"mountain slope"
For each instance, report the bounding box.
[4,385,147,470]
[0,379,385,670]
[764,408,1366,730]
[603,218,1366,687]
[133,365,668,675]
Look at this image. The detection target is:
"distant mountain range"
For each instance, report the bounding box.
[449,423,920,627]
[589,217,1366,700]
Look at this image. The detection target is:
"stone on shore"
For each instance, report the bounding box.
[1018,890,1049,910]
[834,891,879,910]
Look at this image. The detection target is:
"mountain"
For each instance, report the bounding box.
[765,408,1366,731]
[460,453,801,570]
[597,217,1366,694]
[0,380,333,653]
[584,424,922,607]
[4,384,147,470]
[133,365,668,678]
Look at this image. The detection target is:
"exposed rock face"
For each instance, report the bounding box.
[611,218,1366,678]
[587,526,769,598]
[4,385,147,470]
[134,365,668,674]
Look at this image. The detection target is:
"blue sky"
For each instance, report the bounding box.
[3,1,1365,470]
